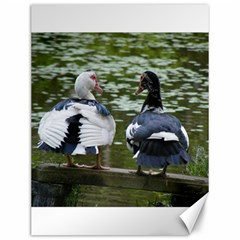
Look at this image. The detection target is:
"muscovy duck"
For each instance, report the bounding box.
[38,70,116,170]
[126,71,192,176]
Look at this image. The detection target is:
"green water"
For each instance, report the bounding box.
[31,32,208,206]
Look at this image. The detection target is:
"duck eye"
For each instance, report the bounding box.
[90,75,96,81]
[141,79,148,89]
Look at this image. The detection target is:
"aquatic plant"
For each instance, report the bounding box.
[65,185,82,206]
[185,146,208,177]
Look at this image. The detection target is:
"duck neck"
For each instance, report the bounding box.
[84,91,96,100]
[76,88,96,100]
[141,91,163,112]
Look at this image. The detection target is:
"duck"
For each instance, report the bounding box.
[126,71,192,176]
[38,70,116,170]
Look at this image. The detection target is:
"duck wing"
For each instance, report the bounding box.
[127,111,181,141]
[38,99,115,154]
[38,108,74,149]
[126,111,191,168]
[71,102,116,147]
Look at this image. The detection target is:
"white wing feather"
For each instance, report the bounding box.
[38,102,115,149]
[67,102,115,147]
[148,132,179,141]
[181,125,189,149]
[77,107,116,147]
[38,108,76,149]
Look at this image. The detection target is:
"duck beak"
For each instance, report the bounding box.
[135,86,144,95]
[135,74,145,95]
[94,81,103,94]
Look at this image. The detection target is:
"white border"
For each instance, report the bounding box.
[32,207,188,235]
[31,4,209,32]
[30,4,208,236]
[3,0,240,239]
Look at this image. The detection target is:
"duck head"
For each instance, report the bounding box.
[74,70,103,99]
[135,71,160,96]
[135,71,163,110]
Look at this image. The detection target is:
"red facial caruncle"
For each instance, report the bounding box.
[90,74,103,94]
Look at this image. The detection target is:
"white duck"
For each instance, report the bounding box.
[38,70,116,170]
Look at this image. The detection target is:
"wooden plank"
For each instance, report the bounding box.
[32,163,208,196]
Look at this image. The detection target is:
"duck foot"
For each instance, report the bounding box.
[129,166,167,177]
[150,167,167,178]
[129,166,150,176]
[64,155,84,168]
[150,171,167,178]
[83,150,110,170]
[129,169,150,176]
[129,169,166,177]
[62,163,85,168]
[83,164,110,170]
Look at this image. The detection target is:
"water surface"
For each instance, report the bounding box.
[31,33,208,206]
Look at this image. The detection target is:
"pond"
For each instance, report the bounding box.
[31,32,208,206]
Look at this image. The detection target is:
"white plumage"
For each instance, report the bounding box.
[38,108,74,149]
[38,70,116,169]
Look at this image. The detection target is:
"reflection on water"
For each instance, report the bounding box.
[32,33,208,206]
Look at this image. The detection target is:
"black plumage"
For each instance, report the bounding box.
[65,114,83,144]
[126,71,192,175]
